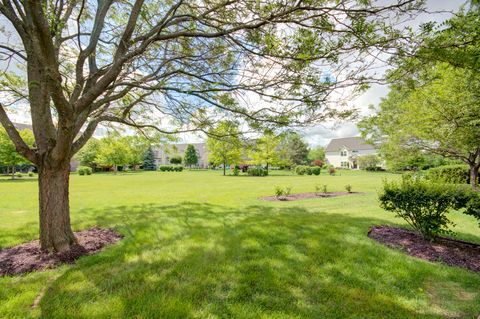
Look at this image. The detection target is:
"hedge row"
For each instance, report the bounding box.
[159,165,184,172]
[295,165,321,176]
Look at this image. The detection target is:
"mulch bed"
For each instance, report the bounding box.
[0,228,123,276]
[368,225,480,273]
[260,191,362,201]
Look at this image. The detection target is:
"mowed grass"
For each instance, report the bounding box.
[0,170,479,318]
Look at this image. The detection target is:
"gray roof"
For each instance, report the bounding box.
[325,136,376,152]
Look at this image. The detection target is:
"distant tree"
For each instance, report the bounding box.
[170,155,182,165]
[308,146,326,162]
[357,154,381,169]
[278,132,310,166]
[184,145,199,168]
[76,138,101,169]
[0,128,34,178]
[143,147,156,171]
[249,132,279,173]
[95,134,131,173]
[207,121,242,176]
[123,135,149,169]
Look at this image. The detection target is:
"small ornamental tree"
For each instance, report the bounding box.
[143,147,156,171]
[207,121,242,176]
[95,134,131,173]
[249,132,280,173]
[75,138,101,169]
[184,145,199,168]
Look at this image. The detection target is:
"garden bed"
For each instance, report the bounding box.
[0,228,122,276]
[260,191,362,201]
[368,225,480,273]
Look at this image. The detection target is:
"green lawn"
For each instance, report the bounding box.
[0,170,479,318]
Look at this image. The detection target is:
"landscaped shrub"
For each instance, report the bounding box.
[294,165,308,175]
[328,166,336,176]
[15,172,23,178]
[345,184,352,193]
[28,172,34,177]
[378,177,480,240]
[425,165,470,184]
[77,166,92,176]
[232,166,240,176]
[274,186,292,200]
[247,167,268,176]
[365,166,386,172]
[311,159,323,167]
[311,167,321,175]
[306,167,313,175]
[159,165,183,172]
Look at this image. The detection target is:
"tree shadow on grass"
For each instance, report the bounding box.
[33,203,480,318]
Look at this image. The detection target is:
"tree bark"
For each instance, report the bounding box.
[470,165,479,190]
[38,160,77,253]
[223,162,226,176]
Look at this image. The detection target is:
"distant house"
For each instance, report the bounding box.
[325,136,378,169]
[154,143,208,168]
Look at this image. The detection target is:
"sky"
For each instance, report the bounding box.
[1,0,468,145]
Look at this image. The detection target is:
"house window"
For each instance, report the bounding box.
[340,150,347,156]
[341,161,349,168]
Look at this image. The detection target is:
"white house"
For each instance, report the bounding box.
[325,137,378,169]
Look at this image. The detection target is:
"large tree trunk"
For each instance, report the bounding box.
[38,160,76,253]
[470,165,479,190]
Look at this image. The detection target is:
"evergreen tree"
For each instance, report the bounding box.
[143,147,156,171]
[184,144,199,168]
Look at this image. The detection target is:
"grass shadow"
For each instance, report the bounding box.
[34,202,480,318]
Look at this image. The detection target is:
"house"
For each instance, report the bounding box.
[325,136,378,169]
[154,143,209,168]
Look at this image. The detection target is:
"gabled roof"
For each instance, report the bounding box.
[325,136,376,152]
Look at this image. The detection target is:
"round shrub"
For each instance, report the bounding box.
[425,165,470,184]
[379,177,480,240]
[77,166,92,176]
[306,167,313,175]
[28,172,34,177]
[15,172,23,178]
[312,167,321,175]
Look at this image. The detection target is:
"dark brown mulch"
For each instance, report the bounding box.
[0,228,123,276]
[368,225,480,273]
[260,191,363,201]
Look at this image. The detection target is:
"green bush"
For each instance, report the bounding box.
[345,184,352,193]
[425,165,470,184]
[247,167,268,176]
[379,177,480,240]
[15,172,23,178]
[28,172,34,177]
[311,167,321,175]
[233,167,240,176]
[77,166,92,176]
[159,165,183,172]
[306,167,313,175]
[294,165,308,175]
[274,186,292,200]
